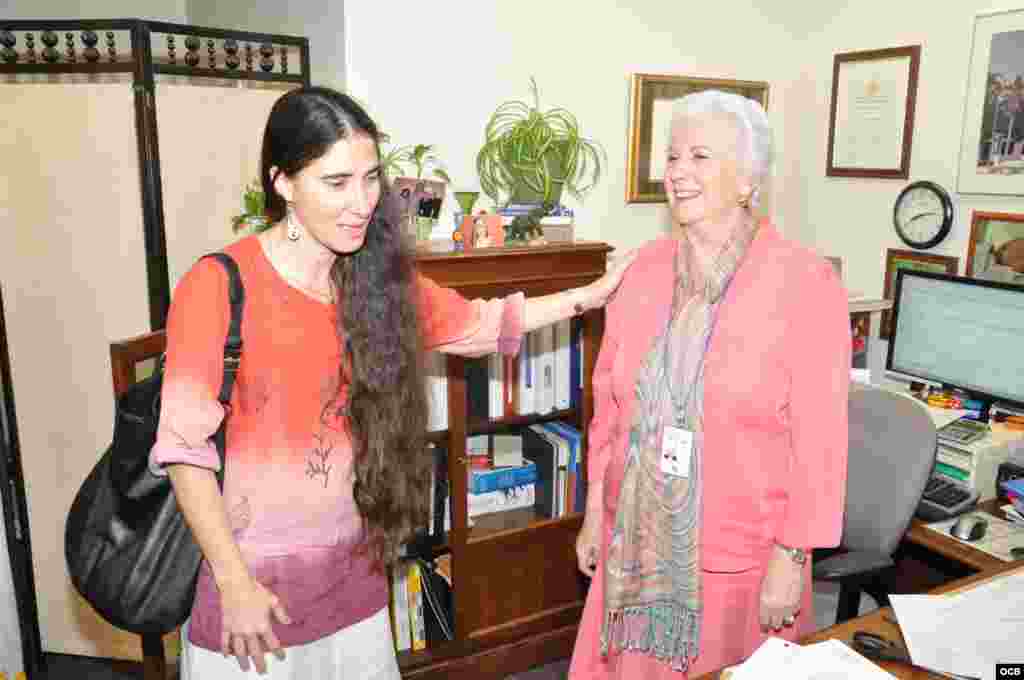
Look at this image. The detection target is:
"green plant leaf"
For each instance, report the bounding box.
[475,78,605,204]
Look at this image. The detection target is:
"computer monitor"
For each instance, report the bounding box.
[886,269,1024,411]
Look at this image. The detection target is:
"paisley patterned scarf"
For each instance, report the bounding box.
[601,222,756,671]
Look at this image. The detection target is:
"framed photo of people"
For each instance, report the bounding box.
[956,8,1024,195]
[826,45,921,179]
[881,249,959,338]
[965,211,1024,284]
[625,73,769,203]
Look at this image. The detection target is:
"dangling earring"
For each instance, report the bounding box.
[286,202,301,241]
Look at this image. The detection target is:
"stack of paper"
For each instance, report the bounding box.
[890,568,1024,680]
[728,637,896,679]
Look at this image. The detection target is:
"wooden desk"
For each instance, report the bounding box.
[706,563,1024,679]
[903,498,1013,572]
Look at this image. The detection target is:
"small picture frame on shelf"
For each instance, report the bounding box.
[459,214,504,251]
[881,249,959,338]
[393,176,446,240]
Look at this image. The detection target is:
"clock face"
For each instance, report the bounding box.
[894,182,953,249]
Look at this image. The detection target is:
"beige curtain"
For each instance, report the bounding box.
[0,78,292,661]
[0,83,151,660]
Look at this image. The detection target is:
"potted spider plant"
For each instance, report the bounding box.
[476,77,605,208]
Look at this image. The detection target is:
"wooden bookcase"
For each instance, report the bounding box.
[400,241,611,680]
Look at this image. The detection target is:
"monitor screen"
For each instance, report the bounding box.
[887,270,1024,409]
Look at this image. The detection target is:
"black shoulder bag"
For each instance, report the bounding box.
[65,252,244,634]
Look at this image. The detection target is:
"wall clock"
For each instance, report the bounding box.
[893,180,954,250]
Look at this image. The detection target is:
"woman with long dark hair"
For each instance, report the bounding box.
[149,86,632,679]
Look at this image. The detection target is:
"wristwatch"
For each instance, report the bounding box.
[775,542,808,565]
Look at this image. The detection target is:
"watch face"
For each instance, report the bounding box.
[895,182,952,249]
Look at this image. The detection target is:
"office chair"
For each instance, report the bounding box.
[813,385,937,625]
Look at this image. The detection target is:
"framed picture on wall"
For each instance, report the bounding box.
[881,249,959,338]
[625,73,769,203]
[955,9,1024,195]
[965,211,1024,284]
[825,45,921,179]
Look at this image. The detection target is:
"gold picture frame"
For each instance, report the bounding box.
[625,73,770,203]
[881,249,959,339]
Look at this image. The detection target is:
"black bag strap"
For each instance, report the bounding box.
[200,253,245,406]
[199,253,244,485]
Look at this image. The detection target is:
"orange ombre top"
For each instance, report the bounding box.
[149,234,524,650]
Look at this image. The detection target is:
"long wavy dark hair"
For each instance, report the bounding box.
[260,86,429,567]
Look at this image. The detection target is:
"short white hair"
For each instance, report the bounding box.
[670,89,773,206]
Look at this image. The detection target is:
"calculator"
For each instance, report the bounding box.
[915,474,979,522]
[936,417,989,446]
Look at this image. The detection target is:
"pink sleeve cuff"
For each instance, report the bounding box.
[430,293,525,357]
[148,436,222,476]
[497,292,525,356]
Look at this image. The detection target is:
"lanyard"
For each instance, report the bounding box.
[661,243,722,426]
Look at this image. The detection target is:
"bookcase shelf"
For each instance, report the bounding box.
[427,409,580,440]
[394,241,611,679]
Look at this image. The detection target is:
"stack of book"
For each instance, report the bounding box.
[522,421,585,518]
[390,559,427,653]
[424,318,585,430]
[466,433,536,518]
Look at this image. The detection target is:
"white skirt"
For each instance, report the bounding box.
[180,607,401,680]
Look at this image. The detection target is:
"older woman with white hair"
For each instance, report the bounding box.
[569,90,850,678]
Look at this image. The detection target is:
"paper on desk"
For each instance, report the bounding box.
[729,637,896,679]
[798,639,899,679]
[728,637,802,680]
[891,569,1024,680]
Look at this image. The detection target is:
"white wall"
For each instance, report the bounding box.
[345,1,808,252]
[3,0,186,21]
[186,0,345,91]
[778,0,1024,300]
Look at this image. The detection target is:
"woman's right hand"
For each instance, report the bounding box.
[575,510,603,578]
[219,574,291,674]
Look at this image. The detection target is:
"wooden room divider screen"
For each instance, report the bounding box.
[0,19,310,666]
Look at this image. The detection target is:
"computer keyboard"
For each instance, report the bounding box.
[915,474,979,522]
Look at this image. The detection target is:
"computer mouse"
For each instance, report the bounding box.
[950,515,988,542]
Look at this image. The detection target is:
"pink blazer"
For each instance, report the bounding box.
[591,222,850,569]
